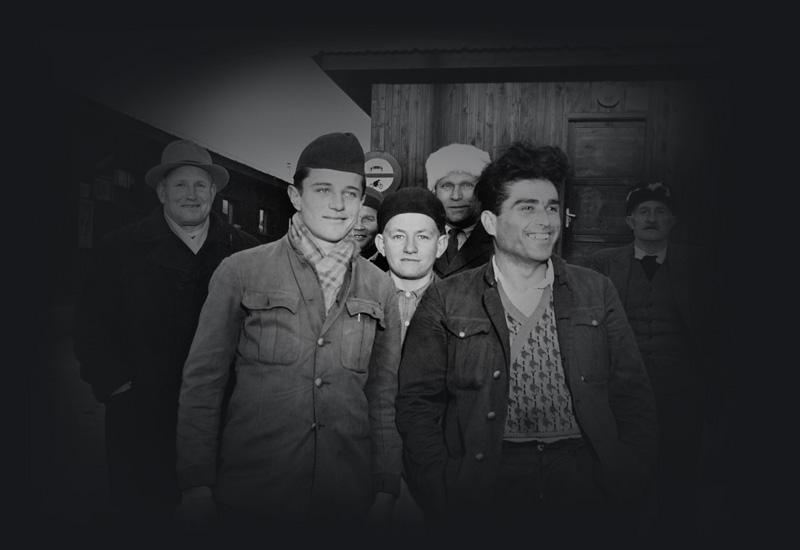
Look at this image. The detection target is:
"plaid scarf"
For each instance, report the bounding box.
[287,212,358,313]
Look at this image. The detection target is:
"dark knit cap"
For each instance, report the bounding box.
[377,187,447,234]
[294,132,365,179]
[625,181,676,215]
[363,186,383,210]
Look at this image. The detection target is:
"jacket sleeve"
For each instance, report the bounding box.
[603,277,659,495]
[395,283,450,521]
[365,278,403,497]
[73,237,132,402]
[176,256,244,490]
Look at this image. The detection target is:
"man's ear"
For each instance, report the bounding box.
[287,184,302,211]
[480,210,497,237]
[435,233,448,259]
[375,233,386,256]
[156,181,167,205]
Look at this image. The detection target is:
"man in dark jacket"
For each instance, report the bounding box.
[396,142,657,542]
[586,182,713,540]
[74,139,259,526]
[426,143,494,278]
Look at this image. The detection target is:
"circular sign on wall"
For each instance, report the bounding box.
[365,151,401,194]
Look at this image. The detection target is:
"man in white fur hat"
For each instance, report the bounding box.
[425,143,494,278]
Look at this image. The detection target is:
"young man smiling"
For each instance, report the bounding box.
[175,133,402,531]
[395,142,657,542]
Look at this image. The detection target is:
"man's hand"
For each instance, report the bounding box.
[367,491,396,527]
[174,486,217,531]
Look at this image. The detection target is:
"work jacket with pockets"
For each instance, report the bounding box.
[176,236,403,522]
[395,256,658,523]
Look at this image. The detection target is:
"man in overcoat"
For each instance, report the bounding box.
[586,181,713,539]
[426,143,494,278]
[396,142,658,542]
[74,139,258,525]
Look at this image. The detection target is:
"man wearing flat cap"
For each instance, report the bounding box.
[175,132,402,530]
[351,186,383,262]
[426,143,494,278]
[74,139,259,526]
[587,181,713,540]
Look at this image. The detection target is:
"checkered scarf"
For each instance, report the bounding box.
[287,212,358,313]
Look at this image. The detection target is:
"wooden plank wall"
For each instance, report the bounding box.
[370,79,728,247]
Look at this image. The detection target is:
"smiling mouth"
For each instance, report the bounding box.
[526,233,551,240]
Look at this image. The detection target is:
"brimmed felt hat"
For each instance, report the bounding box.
[145,139,229,190]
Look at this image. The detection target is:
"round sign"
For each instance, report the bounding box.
[365,151,401,194]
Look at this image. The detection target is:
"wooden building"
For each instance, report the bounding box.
[314,31,731,264]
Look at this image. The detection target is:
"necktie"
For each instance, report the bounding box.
[445,228,462,264]
[640,255,660,281]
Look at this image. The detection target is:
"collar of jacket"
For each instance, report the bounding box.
[133,206,232,245]
[481,254,570,289]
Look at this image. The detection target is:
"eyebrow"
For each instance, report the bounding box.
[511,198,560,207]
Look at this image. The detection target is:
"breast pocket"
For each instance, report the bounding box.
[340,298,384,373]
[445,318,492,389]
[571,307,610,384]
[241,290,300,365]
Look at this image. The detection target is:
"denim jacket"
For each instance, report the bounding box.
[176,236,402,521]
[396,256,658,522]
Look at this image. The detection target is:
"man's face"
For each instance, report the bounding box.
[626,200,675,244]
[157,165,217,228]
[434,171,481,227]
[376,213,447,281]
[482,178,561,265]
[288,168,363,245]
[351,205,379,251]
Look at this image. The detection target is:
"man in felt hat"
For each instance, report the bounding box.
[351,185,383,261]
[586,181,713,541]
[74,139,259,526]
[425,143,494,278]
[175,132,402,531]
[396,142,657,542]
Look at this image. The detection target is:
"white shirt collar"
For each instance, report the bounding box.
[492,255,554,289]
[633,244,667,264]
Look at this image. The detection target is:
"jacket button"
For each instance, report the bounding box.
[458,331,465,338]
[314,377,323,387]
[475,453,485,461]
[310,422,317,430]
[492,370,501,379]
[580,375,586,383]
[486,411,496,420]
[317,337,325,346]
[591,319,598,326]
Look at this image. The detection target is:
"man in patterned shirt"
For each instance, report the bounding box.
[395,142,657,542]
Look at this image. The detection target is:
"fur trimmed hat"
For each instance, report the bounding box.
[425,143,490,191]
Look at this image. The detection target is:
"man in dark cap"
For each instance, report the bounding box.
[351,186,383,261]
[587,181,713,541]
[74,139,259,527]
[175,133,402,531]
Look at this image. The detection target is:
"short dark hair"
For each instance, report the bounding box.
[292,167,366,194]
[475,142,570,215]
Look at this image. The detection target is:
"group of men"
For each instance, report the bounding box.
[75,132,710,543]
